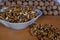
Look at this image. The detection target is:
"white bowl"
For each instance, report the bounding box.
[0,9,42,30]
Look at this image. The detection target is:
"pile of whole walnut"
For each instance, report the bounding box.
[29,23,60,40]
[0,0,60,16]
[0,6,38,23]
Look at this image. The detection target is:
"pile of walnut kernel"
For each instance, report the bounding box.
[0,6,38,23]
[29,23,60,40]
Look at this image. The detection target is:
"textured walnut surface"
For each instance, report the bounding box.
[29,23,60,40]
[0,0,60,16]
[0,6,38,23]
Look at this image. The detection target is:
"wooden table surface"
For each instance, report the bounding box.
[0,16,60,40]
